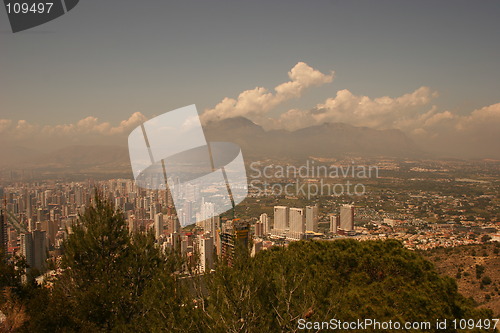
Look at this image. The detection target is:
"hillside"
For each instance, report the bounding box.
[423,242,500,316]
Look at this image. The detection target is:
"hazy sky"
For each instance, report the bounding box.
[1,1,499,157]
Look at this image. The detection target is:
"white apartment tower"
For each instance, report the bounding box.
[273,206,289,231]
[305,205,319,232]
[289,208,305,234]
[330,214,339,234]
[198,235,214,273]
[340,204,354,231]
[260,213,269,235]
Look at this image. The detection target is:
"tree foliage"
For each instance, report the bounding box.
[22,195,193,332]
[199,239,493,332]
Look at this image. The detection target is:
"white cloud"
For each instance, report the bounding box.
[0,119,12,132]
[201,62,334,123]
[402,103,500,158]
[272,86,439,131]
[200,62,499,157]
[0,112,147,147]
[456,103,500,131]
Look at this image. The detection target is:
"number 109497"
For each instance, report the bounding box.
[6,2,53,14]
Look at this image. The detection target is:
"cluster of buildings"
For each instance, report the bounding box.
[266,204,354,240]
[1,209,48,273]
[149,213,255,272]
[0,180,256,275]
[0,166,497,277]
[269,205,318,240]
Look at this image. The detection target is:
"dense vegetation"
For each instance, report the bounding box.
[0,198,495,332]
[422,243,500,316]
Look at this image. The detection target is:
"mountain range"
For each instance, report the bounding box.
[204,117,424,160]
[0,117,426,173]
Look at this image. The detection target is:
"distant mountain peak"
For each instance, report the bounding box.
[206,116,260,128]
[0,117,427,172]
[204,116,425,159]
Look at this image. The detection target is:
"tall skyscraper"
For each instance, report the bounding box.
[305,205,319,232]
[330,214,340,234]
[20,233,33,268]
[149,203,157,220]
[21,230,47,272]
[202,215,220,235]
[254,221,263,237]
[289,208,305,234]
[40,220,57,248]
[220,220,249,266]
[183,201,193,226]
[273,206,289,231]
[340,204,354,231]
[164,215,181,235]
[0,210,8,257]
[154,213,163,239]
[173,217,181,234]
[260,213,269,235]
[213,216,221,234]
[197,235,214,273]
[32,230,47,271]
[199,200,215,225]
[26,194,33,221]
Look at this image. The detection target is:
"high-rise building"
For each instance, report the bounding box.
[254,221,263,237]
[40,220,57,248]
[289,208,305,234]
[197,235,214,273]
[20,233,33,268]
[32,230,47,271]
[213,216,220,234]
[183,201,193,226]
[26,194,33,221]
[20,229,47,272]
[260,213,269,235]
[340,204,354,231]
[202,215,220,235]
[305,205,319,232]
[199,200,215,225]
[220,220,249,266]
[0,210,8,257]
[149,203,157,220]
[173,217,181,234]
[180,235,189,254]
[169,232,181,253]
[154,213,163,239]
[273,206,289,231]
[215,228,222,257]
[329,214,339,234]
